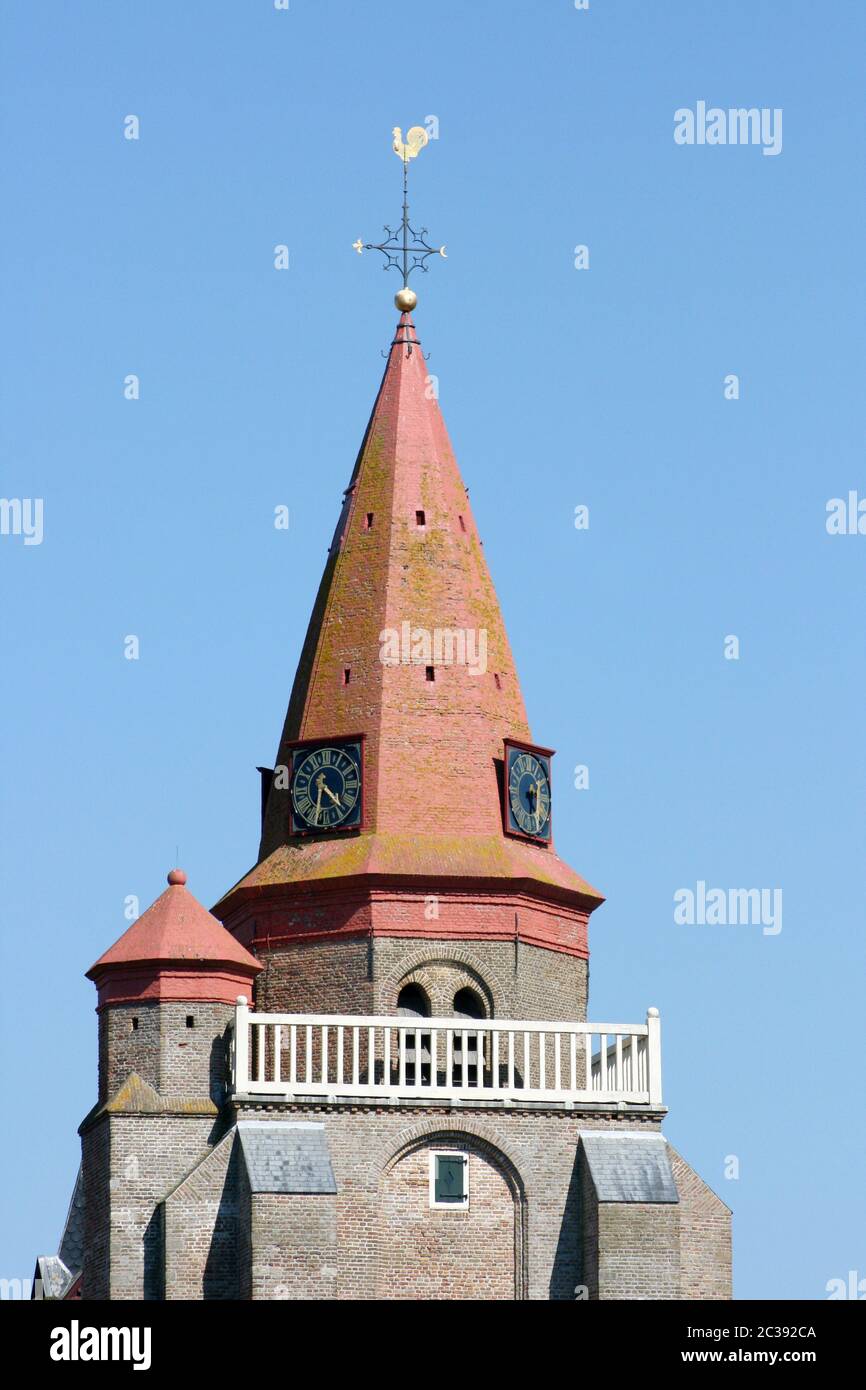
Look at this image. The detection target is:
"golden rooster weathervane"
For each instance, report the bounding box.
[353,123,446,318]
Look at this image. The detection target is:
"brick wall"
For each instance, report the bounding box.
[97,1104,732,1301]
[100,1003,161,1100]
[579,1159,599,1300]
[99,1001,234,1103]
[374,936,587,1022]
[82,1113,220,1300]
[668,1144,733,1299]
[254,937,373,1015]
[228,1103,657,1301]
[249,935,586,1025]
[595,1201,680,1300]
[377,1139,515,1299]
[158,1003,234,1102]
[164,1129,240,1300]
[250,1193,338,1300]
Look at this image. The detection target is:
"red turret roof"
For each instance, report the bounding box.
[88,869,260,1008]
[217,313,601,916]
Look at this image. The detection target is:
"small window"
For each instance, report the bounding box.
[343,667,351,686]
[364,512,374,530]
[130,1017,139,1033]
[425,665,435,682]
[430,1151,469,1209]
[458,514,467,533]
[415,509,426,527]
[185,1015,195,1029]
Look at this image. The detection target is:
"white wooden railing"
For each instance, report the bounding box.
[230,998,662,1107]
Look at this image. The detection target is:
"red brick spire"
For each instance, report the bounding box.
[221,313,602,925]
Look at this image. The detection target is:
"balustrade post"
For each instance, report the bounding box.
[646,1007,662,1106]
[234,995,250,1093]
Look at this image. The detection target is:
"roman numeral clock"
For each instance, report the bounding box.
[503,738,553,844]
[288,735,364,835]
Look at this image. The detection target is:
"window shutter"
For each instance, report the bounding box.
[435,1155,465,1203]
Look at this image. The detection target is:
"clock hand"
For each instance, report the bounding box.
[321,782,342,807]
[312,773,324,824]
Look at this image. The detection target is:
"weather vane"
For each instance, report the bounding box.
[353,125,446,326]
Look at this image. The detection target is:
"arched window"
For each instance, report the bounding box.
[397,984,431,1084]
[397,983,430,1018]
[453,987,485,1019]
[452,987,485,1084]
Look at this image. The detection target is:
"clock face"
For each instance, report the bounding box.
[289,739,363,834]
[504,741,552,843]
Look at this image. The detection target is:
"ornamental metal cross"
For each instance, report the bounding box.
[353,125,446,317]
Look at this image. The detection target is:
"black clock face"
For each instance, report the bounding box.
[505,743,552,842]
[289,740,363,834]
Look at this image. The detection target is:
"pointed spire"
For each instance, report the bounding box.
[233,312,601,911]
[261,310,529,839]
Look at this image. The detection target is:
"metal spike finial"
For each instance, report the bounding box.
[353,123,446,347]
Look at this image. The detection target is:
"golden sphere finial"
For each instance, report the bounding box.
[394,286,417,312]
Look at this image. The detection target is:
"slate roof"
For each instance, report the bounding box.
[580,1131,679,1204]
[237,1121,337,1194]
[58,1165,85,1276]
[32,1165,86,1300]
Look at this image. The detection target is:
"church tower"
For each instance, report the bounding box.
[38,129,731,1301]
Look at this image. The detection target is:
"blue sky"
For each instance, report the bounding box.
[1,0,864,1300]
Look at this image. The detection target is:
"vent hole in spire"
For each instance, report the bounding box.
[494,673,502,690]
[458,515,467,533]
[425,666,435,682]
[364,512,374,530]
[415,509,426,528]
[343,667,351,686]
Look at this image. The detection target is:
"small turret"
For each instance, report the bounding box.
[87,868,261,1103]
